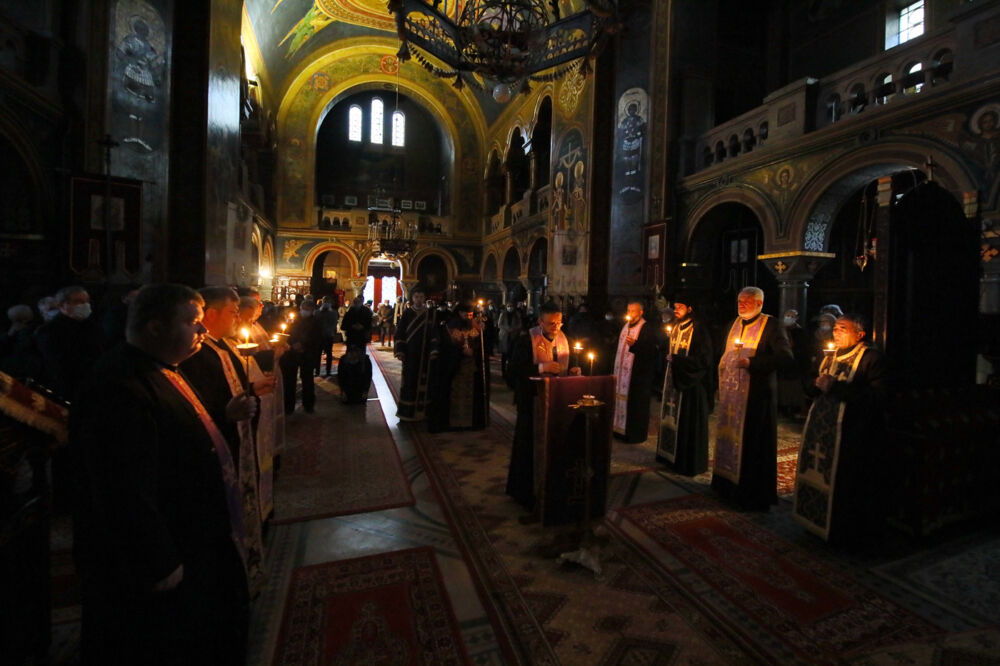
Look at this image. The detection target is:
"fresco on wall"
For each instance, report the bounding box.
[549,129,589,295]
[109,0,171,282]
[615,87,648,205]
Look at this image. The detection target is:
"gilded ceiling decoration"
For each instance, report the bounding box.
[275,0,406,58]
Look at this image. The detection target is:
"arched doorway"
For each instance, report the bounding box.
[364,258,402,308]
[527,237,548,306]
[416,253,449,301]
[502,246,525,304]
[311,248,353,305]
[481,253,501,305]
[684,202,774,338]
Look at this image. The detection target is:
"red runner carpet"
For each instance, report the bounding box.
[614,494,940,664]
[272,547,470,665]
[272,377,414,524]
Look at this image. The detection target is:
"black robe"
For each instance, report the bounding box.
[711,313,793,509]
[178,339,248,459]
[505,330,538,508]
[799,344,887,543]
[659,318,713,475]
[395,307,439,420]
[614,318,659,443]
[71,344,247,666]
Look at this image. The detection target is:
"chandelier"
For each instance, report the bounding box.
[387,0,620,102]
[367,206,418,259]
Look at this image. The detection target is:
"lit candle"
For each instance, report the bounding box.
[733,337,743,351]
[280,322,287,333]
[823,341,836,365]
[666,325,673,335]
[242,327,250,346]
[287,311,295,322]
[588,351,595,376]
[625,314,631,323]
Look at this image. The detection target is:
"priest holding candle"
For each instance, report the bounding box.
[712,286,793,510]
[612,300,659,443]
[793,314,887,544]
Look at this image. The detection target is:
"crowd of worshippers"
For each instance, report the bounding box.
[0,282,347,664]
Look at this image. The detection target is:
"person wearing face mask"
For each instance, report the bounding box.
[778,309,811,418]
[280,300,324,413]
[0,303,43,380]
[497,302,522,379]
[811,312,837,370]
[35,285,104,404]
[37,295,60,323]
[711,286,793,511]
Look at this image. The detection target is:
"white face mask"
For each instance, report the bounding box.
[605,314,614,321]
[69,303,92,321]
[43,308,60,322]
[783,317,796,326]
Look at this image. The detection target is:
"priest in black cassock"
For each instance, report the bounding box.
[395,286,439,421]
[612,300,659,443]
[656,293,713,475]
[505,302,579,510]
[793,314,887,544]
[72,284,253,666]
[712,286,793,510]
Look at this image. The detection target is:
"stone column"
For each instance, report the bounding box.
[348,277,368,302]
[871,176,893,348]
[757,251,835,319]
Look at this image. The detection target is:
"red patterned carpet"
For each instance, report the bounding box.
[272,547,470,665]
[614,495,940,664]
[272,377,415,524]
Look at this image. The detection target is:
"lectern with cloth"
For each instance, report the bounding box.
[531,375,615,526]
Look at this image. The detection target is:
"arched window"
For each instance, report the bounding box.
[903,62,923,94]
[348,105,362,142]
[391,110,405,147]
[827,93,842,122]
[370,98,384,144]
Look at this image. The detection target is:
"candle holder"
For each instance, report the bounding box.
[573,341,583,368]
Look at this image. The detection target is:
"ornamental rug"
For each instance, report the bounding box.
[371,349,757,665]
[611,494,942,665]
[271,546,470,666]
[272,374,415,524]
[871,531,1000,627]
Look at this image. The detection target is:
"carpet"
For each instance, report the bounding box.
[271,546,470,665]
[272,369,414,524]
[371,349,753,665]
[614,494,941,664]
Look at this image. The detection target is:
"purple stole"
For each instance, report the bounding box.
[158,367,246,566]
[613,319,646,435]
[204,337,265,592]
[793,344,868,540]
[657,321,694,464]
[714,315,770,483]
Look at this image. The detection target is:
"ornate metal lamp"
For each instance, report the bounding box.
[388,0,620,102]
[367,206,418,259]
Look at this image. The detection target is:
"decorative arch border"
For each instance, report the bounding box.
[526,234,549,278]
[275,37,486,228]
[358,250,409,277]
[681,185,781,258]
[787,141,977,252]
[299,241,361,277]
[408,247,459,283]
[500,242,523,279]
[261,234,275,276]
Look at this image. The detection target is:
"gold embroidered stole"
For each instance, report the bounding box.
[529,327,570,374]
[613,319,646,435]
[657,322,694,463]
[793,344,867,540]
[714,315,770,483]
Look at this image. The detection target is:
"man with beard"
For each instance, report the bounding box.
[395,286,439,421]
[656,293,713,475]
[712,287,793,510]
[793,314,887,543]
[72,284,253,665]
[612,300,659,443]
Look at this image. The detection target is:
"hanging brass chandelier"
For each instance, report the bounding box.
[387,0,620,102]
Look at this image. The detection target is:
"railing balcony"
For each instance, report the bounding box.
[689,1,999,175]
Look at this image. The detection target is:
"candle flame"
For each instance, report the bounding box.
[734,337,742,345]
[241,327,250,343]
[288,312,295,320]
[573,342,583,350]
[587,352,595,360]
[280,322,287,332]
[625,315,631,322]
[826,342,835,351]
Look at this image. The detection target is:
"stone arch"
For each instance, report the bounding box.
[787,142,976,253]
[527,236,548,278]
[682,185,780,257]
[409,247,458,282]
[0,109,50,233]
[357,251,409,277]
[261,235,275,277]
[502,245,522,280]
[301,241,360,277]
[482,251,499,281]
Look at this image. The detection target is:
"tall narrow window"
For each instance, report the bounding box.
[348,105,362,142]
[370,98,384,144]
[898,1,924,45]
[391,110,405,147]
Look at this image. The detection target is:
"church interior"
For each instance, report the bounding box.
[2,0,1000,663]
